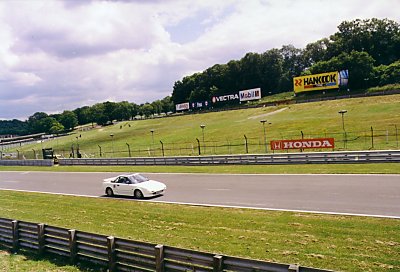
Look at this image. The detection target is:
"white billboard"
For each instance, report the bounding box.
[239,88,261,102]
[175,102,190,111]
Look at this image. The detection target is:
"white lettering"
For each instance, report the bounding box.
[273,139,334,150]
[313,141,322,148]
[293,142,302,148]
[303,141,312,148]
[322,140,333,147]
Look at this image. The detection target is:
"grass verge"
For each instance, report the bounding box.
[0,190,399,272]
[0,163,399,174]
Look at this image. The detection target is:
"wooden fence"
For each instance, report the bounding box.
[0,217,333,272]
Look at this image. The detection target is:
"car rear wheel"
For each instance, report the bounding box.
[134,189,144,199]
[106,187,114,196]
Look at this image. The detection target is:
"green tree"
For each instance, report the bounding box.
[58,110,78,130]
[310,51,375,89]
[90,103,108,126]
[160,96,174,114]
[372,60,400,86]
[103,101,117,123]
[140,103,154,118]
[0,119,29,135]
[49,122,65,134]
[130,103,139,119]
[259,49,283,94]
[327,18,400,65]
[280,45,307,91]
[74,106,92,125]
[28,112,48,133]
[303,38,329,67]
[111,101,133,121]
[151,100,163,115]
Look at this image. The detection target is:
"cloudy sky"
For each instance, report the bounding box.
[0,0,399,120]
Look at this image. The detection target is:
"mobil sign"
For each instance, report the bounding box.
[239,88,261,102]
[270,138,335,150]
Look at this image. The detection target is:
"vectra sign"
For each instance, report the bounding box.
[212,93,239,103]
[270,138,335,150]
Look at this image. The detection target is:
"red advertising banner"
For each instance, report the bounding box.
[270,138,335,150]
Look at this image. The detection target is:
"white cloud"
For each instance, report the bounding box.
[0,0,398,120]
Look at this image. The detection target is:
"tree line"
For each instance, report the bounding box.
[171,18,400,104]
[0,97,174,136]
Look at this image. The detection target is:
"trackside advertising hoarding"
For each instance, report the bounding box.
[211,93,239,103]
[239,88,261,102]
[175,102,189,111]
[270,138,335,150]
[293,71,339,93]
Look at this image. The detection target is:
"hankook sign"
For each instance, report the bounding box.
[270,138,335,150]
[293,71,339,93]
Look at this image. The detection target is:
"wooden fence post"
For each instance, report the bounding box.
[213,255,223,272]
[68,229,77,264]
[37,223,46,256]
[11,220,19,253]
[155,244,164,272]
[107,236,116,272]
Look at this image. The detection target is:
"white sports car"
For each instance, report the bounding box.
[103,173,166,199]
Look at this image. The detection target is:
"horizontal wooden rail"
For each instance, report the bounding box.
[0,217,334,272]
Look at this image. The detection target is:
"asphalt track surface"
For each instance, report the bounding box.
[0,171,399,218]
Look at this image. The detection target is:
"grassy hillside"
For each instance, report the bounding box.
[8,94,400,159]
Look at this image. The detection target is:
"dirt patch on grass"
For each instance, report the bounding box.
[248,107,288,119]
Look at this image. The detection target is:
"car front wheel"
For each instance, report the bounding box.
[134,189,144,199]
[106,187,114,196]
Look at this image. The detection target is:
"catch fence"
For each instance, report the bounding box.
[3,128,399,160]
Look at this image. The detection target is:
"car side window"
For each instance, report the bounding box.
[129,177,138,184]
[117,177,126,183]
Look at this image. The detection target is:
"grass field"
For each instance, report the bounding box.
[0,190,399,272]
[7,94,400,159]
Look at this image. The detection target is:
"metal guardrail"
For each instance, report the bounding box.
[0,159,54,166]
[59,150,400,166]
[0,217,333,272]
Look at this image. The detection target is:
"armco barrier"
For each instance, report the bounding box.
[0,159,53,166]
[0,217,333,272]
[59,150,400,166]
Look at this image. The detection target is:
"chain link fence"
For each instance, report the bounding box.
[4,127,398,159]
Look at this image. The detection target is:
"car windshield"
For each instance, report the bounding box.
[130,174,149,183]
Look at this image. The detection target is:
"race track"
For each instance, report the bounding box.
[0,171,399,218]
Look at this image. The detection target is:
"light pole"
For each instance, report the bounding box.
[200,125,206,151]
[338,110,347,148]
[150,129,155,156]
[150,129,155,145]
[260,120,271,153]
[391,124,398,148]
[110,134,114,157]
[75,136,80,158]
[338,110,347,131]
